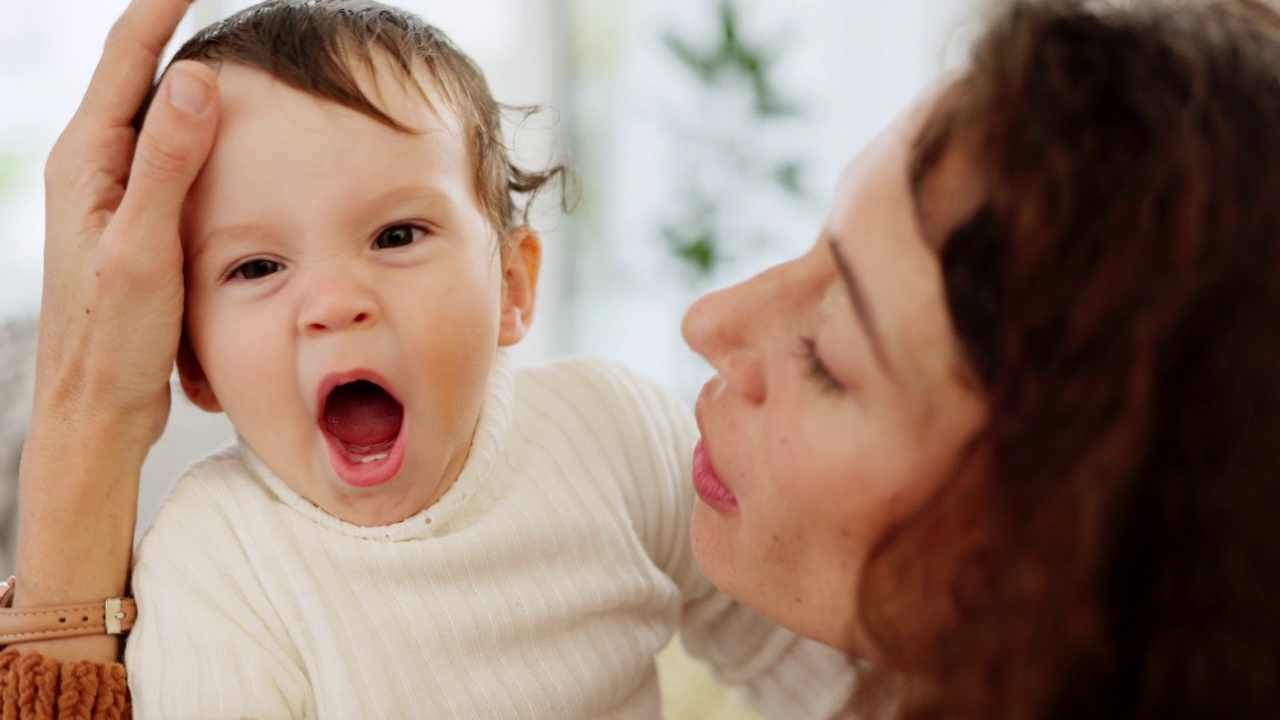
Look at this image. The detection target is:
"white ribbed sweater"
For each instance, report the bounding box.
[126,354,852,719]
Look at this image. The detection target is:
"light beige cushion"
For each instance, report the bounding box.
[658,637,766,720]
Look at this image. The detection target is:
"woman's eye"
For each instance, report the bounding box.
[799,337,844,394]
[229,259,283,281]
[373,224,426,250]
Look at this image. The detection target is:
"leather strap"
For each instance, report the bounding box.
[0,577,137,645]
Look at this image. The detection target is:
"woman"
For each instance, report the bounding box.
[3,0,1279,718]
[684,1,1280,716]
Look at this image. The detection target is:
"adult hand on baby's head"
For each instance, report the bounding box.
[13,0,218,662]
[39,0,218,445]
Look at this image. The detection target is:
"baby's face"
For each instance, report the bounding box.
[179,62,528,526]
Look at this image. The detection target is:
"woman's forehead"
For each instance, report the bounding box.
[826,88,953,228]
[821,92,982,397]
[824,98,936,263]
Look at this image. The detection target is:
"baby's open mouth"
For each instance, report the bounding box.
[321,380,405,463]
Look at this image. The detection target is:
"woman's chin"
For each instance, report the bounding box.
[690,505,872,657]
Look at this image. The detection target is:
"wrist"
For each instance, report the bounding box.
[17,402,145,605]
[0,578,135,664]
[31,361,170,452]
[25,359,165,474]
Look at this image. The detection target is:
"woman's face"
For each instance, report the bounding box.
[682,102,989,656]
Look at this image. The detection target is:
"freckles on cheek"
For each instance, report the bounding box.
[760,530,795,568]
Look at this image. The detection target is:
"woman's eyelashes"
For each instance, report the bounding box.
[799,337,845,394]
[372,223,428,250]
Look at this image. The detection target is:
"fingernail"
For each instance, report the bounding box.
[167,67,211,115]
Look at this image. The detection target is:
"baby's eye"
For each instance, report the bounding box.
[373,224,427,250]
[230,259,283,281]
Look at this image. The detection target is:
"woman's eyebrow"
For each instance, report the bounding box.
[825,233,891,373]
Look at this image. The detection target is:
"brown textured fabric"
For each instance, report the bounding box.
[0,651,129,720]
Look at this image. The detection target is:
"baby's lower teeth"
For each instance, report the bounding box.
[359,453,389,464]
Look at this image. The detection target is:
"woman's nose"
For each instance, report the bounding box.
[681,272,772,405]
[297,270,381,336]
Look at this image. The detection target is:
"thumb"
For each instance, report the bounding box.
[115,60,219,232]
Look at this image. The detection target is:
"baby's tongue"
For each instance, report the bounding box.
[323,381,403,449]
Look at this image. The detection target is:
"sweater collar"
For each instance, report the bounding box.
[239,349,515,541]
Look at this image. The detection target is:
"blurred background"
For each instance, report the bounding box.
[0,0,980,560]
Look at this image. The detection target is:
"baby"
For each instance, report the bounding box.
[124,2,851,718]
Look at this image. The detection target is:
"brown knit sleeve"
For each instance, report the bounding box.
[0,650,129,720]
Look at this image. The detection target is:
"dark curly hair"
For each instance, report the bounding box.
[139,0,568,243]
[856,1,1280,717]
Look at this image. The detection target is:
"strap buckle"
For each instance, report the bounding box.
[105,597,126,635]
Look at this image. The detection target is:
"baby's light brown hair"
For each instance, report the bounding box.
[148,0,566,244]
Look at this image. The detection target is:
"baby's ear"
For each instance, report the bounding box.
[176,336,222,412]
[498,227,541,347]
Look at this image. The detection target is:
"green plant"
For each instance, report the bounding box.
[0,154,21,201]
[660,0,808,277]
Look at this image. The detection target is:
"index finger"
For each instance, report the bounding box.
[75,0,197,129]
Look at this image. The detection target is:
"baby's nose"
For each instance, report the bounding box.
[297,270,381,335]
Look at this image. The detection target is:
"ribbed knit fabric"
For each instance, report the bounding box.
[126,354,853,719]
[0,650,129,720]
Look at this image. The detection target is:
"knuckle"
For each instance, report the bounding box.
[43,150,66,186]
[44,145,122,219]
[103,11,138,51]
[45,123,101,188]
[44,133,76,184]
[135,133,193,181]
